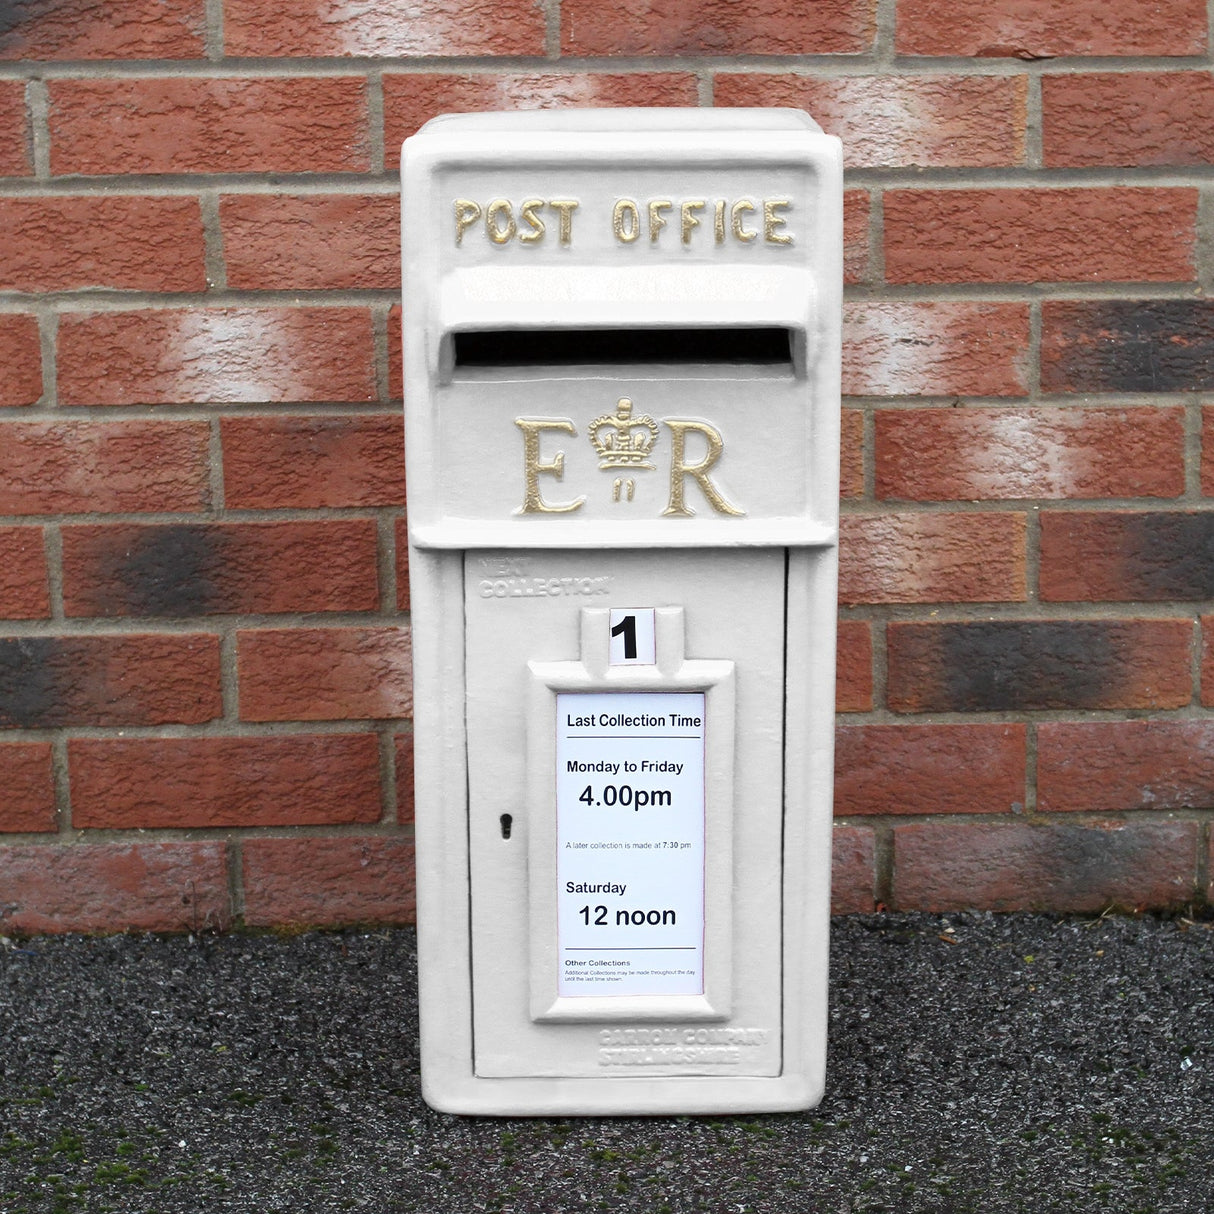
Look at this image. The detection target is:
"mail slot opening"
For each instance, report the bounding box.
[452,327,796,370]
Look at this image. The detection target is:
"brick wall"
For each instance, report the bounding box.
[1,0,1213,931]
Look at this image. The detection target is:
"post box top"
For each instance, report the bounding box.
[412,108,824,139]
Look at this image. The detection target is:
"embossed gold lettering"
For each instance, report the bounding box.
[486,199,516,244]
[648,199,672,243]
[714,199,726,244]
[515,418,585,514]
[549,199,579,246]
[519,199,546,243]
[680,200,705,245]
[764,198,792,245]
[662,419,744,517]
[453,199,482,245]
[613,198,640,243]
[731,200,757,243]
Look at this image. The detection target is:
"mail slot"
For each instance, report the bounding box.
[401,109,842,1115]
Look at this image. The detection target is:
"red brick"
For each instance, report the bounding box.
[0,633,221,728]
[0,0,204,60]
[241,836,415,928]
[840,408,863,499]
[0,743,54,833]
[0,196,205,292]
[1044,72,1214,169]
[62,520,379,618]
[0,841,229,934]
[394,516,411,610]
[0,526,49,619]
[1038,720,1214,813]
[48,77,369,176]
[1203,408,1214,494]
[228,0,543,57]
[892,820,1198,913]
[839,512,1026,604]
[221,194,400,291]
[842,190,868,284]
[836,723,1025,816]
[0,81,30,175]
[1201,616,1214,706]
[1043,300,1214,394]
[388,303,402,401]
[238,627,412,722]
[57,308,375,406]
[221,414,406,509]
[715,74,1026,168]
[0,419,210,515]
[0,314,42,406]
[562,0,875,54]
[895,0,1206,58]
[831,825,876,914]
[885,188,1195,285]
[836,619,873,712]
[875,407,1184,501]
[1041,511,1214,602]
[395,731,414,824]
[70,734,382,829]
[843,302,1030,397]
[887,618,1193,713]
[384,72,700,160]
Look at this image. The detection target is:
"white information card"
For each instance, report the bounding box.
[556,691,706,998]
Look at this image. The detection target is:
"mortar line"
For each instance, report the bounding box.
[26,78,49,179]
[367,68,386,176]
[205,0,224,60]
[199,189,226,291]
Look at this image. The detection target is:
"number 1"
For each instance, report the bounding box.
[611,614,637,660]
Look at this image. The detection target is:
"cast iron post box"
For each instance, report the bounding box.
[401,109,842,1115]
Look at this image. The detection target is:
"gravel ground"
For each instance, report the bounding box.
[1,913,1212,1213]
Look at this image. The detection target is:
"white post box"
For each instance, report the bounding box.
[401,109,841,1116]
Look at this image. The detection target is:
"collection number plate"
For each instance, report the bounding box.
[555,690,706,997]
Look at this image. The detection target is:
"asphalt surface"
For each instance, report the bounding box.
[1,912,1212,1213]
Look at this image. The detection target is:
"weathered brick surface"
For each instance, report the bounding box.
[839,512,1026,604]
[840,409,864,498]
[70,734,382,829]
[1200,616,1214,707]
[62,520,379,618]
[0,842,230,934]
[893,821,1199,913]
[0,196,205,292]
[0,743,55,833]
[384,72,700,157]
[1041,512,1214,602]
[836,620,873,712]
[227,0,545,57]
[1044,73,1214,168]
[0,314,42,407]
[887,619,1193,713]
[395,732,414,824]
[884,188,1196,285]
[0,634,221,728]
[394,517,411,611]
[221,414,407,509]
[831,825,876,914]
[221,195,401,291]
[242,836,416,928]
[0,81,30,175]
[57,308,376,406]
[48,78,369,176]
[0,0,205,60]
[1201,409,1214,495]
[843,303,1029,398]
[0,420,210,515]
[715,74,1026,168]
[843,191,869,284]
[895,0,1207,58]
[1038,720,1214,813]
[0,526,49,619]
[1042,301,1214,394]
[238,627,413,722]
[836,724,1026,815]
[562,0,875,55]
[875,407,1184,501]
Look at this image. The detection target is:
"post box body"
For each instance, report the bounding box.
[402,110,841,1116]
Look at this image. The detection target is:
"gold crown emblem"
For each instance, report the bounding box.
[588,398,658,470]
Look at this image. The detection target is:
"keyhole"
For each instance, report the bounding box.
[500,813,513,839]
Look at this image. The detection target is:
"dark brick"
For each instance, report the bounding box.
[1042,300,1214,393]
[887,619,1192,712]
[1041,511,1214,601]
